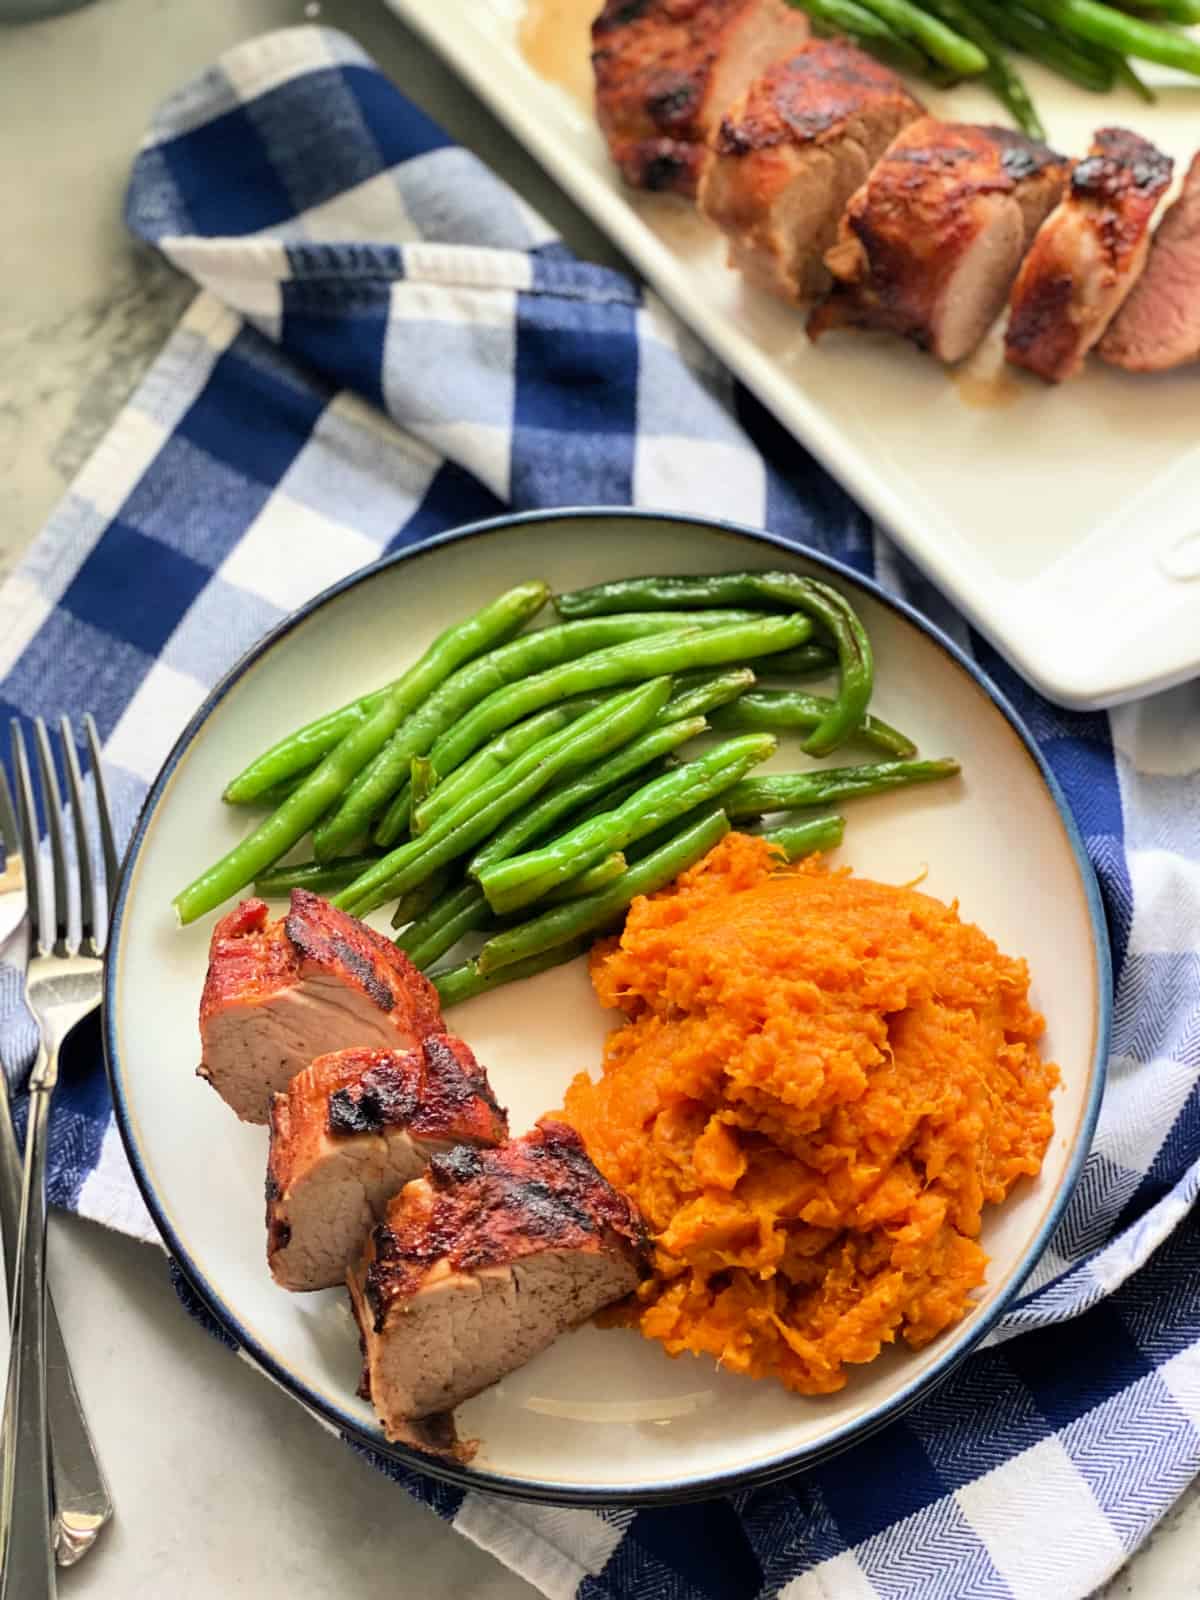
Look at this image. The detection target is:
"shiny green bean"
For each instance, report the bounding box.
[434,939,591,1009]
[174,581,551,923]
[711,691,917,758]
[253,853,381,898]
[313,610,759,861]
[758,815,846,860]
[724,758,960,818]
[478,734,775,915]
[335,679,673,919]
[476,807,731,975]
[469,716,707,876]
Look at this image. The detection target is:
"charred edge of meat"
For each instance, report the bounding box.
[1006,272,1075,359]
[365,1121,649,1324]
[646,74,699,129]
[421,1034,504,1119]
[713,42,921,156]
[1072,128,1173,203]
[593,0,652,33]
[280,889,442,1028]
[625,140,699,193]
[979,125,1065,185]
[327,1060,421,1137]
[429,1145,486,1187]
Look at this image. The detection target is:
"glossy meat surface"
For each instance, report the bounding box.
[809,118,1068,362]
[699,38,923,300]
[198,890,443,1123]
[1006,126,1173,383]
[267,1037,507,1292]
[349,1121,646,1430]
[1101,153,1200,373]
[592,0,809,197]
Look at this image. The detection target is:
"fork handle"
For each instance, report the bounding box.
[0,1074,110,1566]
[0,1079,56,1600]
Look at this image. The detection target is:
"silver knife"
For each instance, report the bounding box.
[0,763,112,1564]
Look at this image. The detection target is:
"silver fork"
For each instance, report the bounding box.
[0,761,111,1570]
[0,718,117,1600]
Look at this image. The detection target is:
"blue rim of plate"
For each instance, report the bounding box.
[103,507,1112,1507]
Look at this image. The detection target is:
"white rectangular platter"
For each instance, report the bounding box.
[385,0,1200,709]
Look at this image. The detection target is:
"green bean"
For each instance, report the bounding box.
[410,756,436,817]
[960,0,1114,88]
[724,757,960,818]
[223,688,391,805]
[422,614,810,782]
[1020,0,1200,72]
[227,765,321,808]
[478,735,775,915]
[312,610,760,862]
[921,0,1045,134]
[253,853,382,898]
[544,852,628,903]
[1111,52,1157,99]
[711,691,917,757]
[852,0,989,70]
[469,716,708,875]
[335,679,674,919]
[786,0,934,73]
[174,582,551,923]
[434,939,592,1009]
[663,667,756,721]
[758,815,847,860]
[412,697,604,837]
[374,781,412,850]
[570,767,672,826]
[476,807,730,975]
[402,884,493,971]
[390,867,452,930]
[766,644,838,678]
[554,573,871,757]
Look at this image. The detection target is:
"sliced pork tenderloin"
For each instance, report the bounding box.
[267,1036,508,1292]
[808,118,1068,362]
[348,1121,646,1434]
[1100,153,1200,373]
[198,890,442,1124]
[1006,126,1173,383]
[592,0,810,199]
[699,38,924,300]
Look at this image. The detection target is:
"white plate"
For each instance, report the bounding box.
[106,512,1109,1502]
[385,0,1200,710]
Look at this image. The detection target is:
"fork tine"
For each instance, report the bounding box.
[33,718,71,953]
[0,761,18,864]
[84,715,118,915]
[61,717,98,951]
[11,720,48,954]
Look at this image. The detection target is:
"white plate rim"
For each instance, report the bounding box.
[102,508,1113,1505]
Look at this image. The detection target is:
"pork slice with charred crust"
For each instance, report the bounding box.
[808,118,1069,362]
[1006,126,1173,383]
[1100,153,1200,374]
[267,1036,508,1292]
[592,0,810,199]
[699,38,924,301]
[348,1121,646,1434]
[198,889,443,1124]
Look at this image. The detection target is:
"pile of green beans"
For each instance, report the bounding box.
[176,572,962,1007]
[787,0,1200,137]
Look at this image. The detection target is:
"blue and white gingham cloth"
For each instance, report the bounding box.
[1,24,1198,1599]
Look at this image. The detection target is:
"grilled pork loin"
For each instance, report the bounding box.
[809,118,1068,362]
[592,0,810,199]
[699,38,923,300]
[199,890,442,1124]
[267,1038,508,1292]
[349,1121,646,1433]
[1006,127,1173,383]
[1100,153,1200,374]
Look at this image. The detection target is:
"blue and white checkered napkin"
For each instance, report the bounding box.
[2,23,1199,1598]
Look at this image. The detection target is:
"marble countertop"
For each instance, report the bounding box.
[1,1,1196,1596]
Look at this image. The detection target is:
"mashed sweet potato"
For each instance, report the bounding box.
[562,832,1057,1394]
